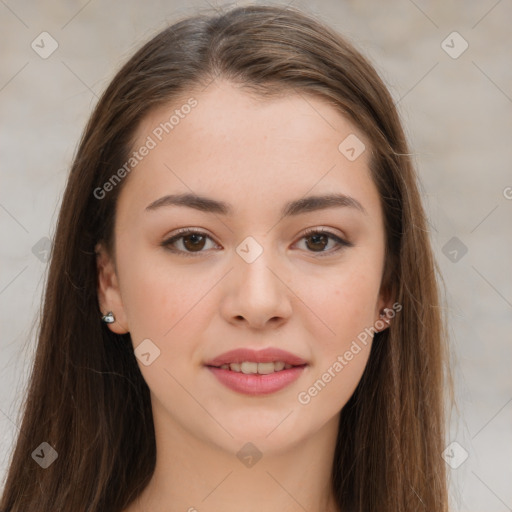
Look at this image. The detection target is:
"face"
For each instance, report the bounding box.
[97,79,392,454]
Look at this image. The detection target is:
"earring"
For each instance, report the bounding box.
[379,309,391,324]
[101,311,115,324]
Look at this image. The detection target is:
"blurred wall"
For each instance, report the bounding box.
[1,1,511,510]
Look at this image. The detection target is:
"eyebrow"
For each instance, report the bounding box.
[145,192,367,217]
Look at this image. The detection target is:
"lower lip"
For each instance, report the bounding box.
[206,365,307,395]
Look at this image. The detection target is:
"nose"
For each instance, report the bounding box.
[219,248,293,330]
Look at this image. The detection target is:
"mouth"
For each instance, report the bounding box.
[207,361,307,374]
[204,348,308,395]
[204,347,308,370]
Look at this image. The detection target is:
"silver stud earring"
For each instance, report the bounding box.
[380,309,391,324]
[101,311,115,324]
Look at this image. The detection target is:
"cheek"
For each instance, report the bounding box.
[293,279,378,421]
[116,254,213,402]
[116,245,214,347]
[302,261,382,356]
[291,256,381,414]
[297,254,381,418]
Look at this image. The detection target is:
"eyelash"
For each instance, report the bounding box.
[161,227,353,258]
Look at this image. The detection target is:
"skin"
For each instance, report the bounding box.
[97,79,393,512]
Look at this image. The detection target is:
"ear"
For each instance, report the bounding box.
[374,285,396,333]
[95,242,129,334]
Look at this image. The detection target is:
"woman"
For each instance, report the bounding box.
[0,4,452,511]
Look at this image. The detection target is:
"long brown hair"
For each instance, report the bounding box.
[0,4,452,511]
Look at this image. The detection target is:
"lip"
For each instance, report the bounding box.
[204,348,308,367]
[207,365,307,395]
[204,348,308,396]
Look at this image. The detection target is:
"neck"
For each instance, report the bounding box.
[130,399,341,512]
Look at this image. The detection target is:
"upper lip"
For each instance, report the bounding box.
[205,348,308,367]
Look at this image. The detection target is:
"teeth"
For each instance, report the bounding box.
[241,361,258,374]
[256,362,276,375]
[221,361,293,374]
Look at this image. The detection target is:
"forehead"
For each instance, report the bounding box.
[120,79,381,221]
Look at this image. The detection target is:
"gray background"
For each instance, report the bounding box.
[1,1,511,510]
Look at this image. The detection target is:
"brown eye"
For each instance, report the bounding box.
[182,233,207,252]
[304,232,330,252]
[297,228,353,256]
[162,229,217,256]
